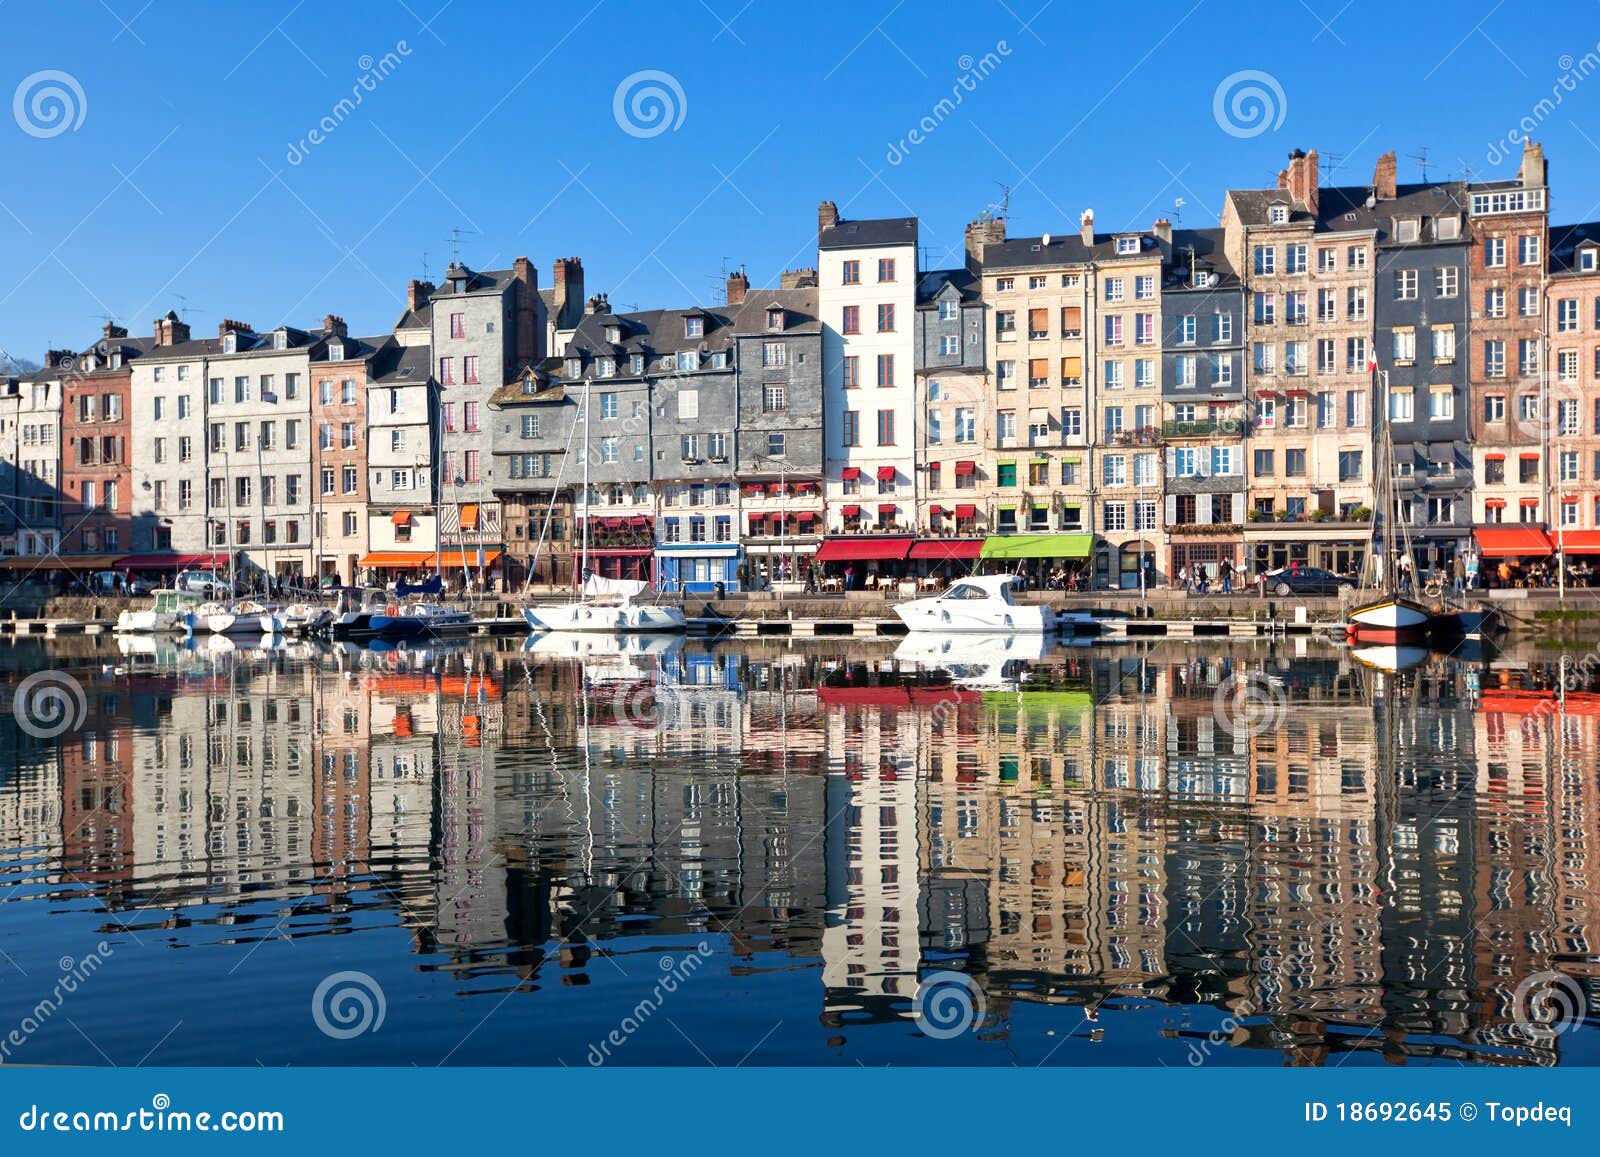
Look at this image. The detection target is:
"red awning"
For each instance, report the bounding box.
[113,552,229,571]
[1484,499,1507,509]
[1556,530,1600,554]
[840,467,861,481]
[1520,452,1540,460]
[876,466,897,481]
[909,538,984,560]
[814,536,915,563]
[390,511,411,526]
[1474,527,1554,557]
[605,517,625,528]
[796,511,817,523]
[840,504,861,517]
[1484,453,1506,461]
[629,516,650,528]
[1520,497,1540,506]
[954,504,977,518]
[877,503,897,514]
[954,460,975,476]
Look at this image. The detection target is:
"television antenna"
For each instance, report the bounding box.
[446,226,480,264]
[1321,151,1346,184]
[991,181,1011,221]
[1172,197,1186,225]
[1409,147,1431,182]
[175,294,205,321]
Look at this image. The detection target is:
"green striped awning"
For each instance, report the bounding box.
[978,533,1095,560]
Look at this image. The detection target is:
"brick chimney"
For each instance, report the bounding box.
[779,267,818,289]
[321,314,348,337]
[726,266,749,305]
[1152,218,1172,244]
[1519,140,1547,188]
[818,199,839,234]
[964,215,1006,265]
[406,279,435,315]
[46,348,76,369]
[1080,208,1095,246]
[511,255,537,362]
[552,257,584,330]
[153,310,190,347]
[586,293,609,316]
[101,321,128,341]
[218,318,252,336]
[1285,148,1319,214]
[1373,150,1398,200]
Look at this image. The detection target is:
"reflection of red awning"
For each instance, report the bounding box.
[819,684,981,708]
[840,504,861,517]
[954,504,977,518]
[630,516,650,528]
[1474,527,1553,557]
[840,467,861,481]
[876,466,897,481]
[1556,530,1600,554]
[814,536,914,563]
[909,538,984,560]
[605,517,624,528]
[954,460,975,476]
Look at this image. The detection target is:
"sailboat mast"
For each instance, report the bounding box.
[580,375,591,592]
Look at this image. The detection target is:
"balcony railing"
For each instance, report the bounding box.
[1162,418,1250,438]
[1110,426,1163,446]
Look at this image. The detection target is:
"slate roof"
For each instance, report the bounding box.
[1549,221,1600,276]
[915,267,980,306]
[818,215,919,251]
[1164,227,1240,290]
[729,287,821,333]
[367,337,433,384]
[980,229,1159,270]
[1227,179,1468,241]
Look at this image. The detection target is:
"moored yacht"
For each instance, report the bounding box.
[114,588,204,634]
[893,574,1055,634]
[522,576,687,634]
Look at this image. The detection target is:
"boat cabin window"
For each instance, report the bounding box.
[943,584,991,600]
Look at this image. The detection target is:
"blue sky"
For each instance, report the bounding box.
[2,0,1598,358]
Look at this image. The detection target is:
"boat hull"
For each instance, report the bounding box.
[1348,596,1431,631]
[893,599,1055,634]
[522,603,687,633]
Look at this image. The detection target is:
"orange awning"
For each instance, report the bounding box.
[1473,528,1553,558]
[390,511,412,526]
[1556,530,1600,554]
[434,549,501,569]
[358,551,433,568]
[459,502,479,530]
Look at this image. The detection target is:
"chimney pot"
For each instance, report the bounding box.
[726,267,750,306]
[1079,208,1095,246]
[1373,150,1398,200]
[818,199,839,235]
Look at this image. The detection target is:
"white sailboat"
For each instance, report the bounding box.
[520,376,686,635]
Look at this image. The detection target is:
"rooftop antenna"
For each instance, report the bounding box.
[1172,197,1186,225]
[1320,151,1346,185]
[1409,147,1431,182]
[707,257,731,305]
[174,294,205,321]
[446,226,479,265]
[991,181,1011,221]
[421,251,430,282]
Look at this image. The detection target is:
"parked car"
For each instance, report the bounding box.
[82,570,127,595]
[174,570,234,598]
[1264,566,1353,596]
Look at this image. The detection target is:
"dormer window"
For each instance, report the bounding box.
[605,324,622,344]
[1582,248,1598,273]
[711,351,729,369]
[328,341,344,361]
[1395,218,1420,243]
[1269,204,1289,225]
[564,356,582,377]
[452,278,466,293]
[766,308,784,331]
[1116,236,1139,254]
[676,351,697,373]
[273,330,288,351]
[597,356,616,377]
[629,353,644,375]
[223,333,237,354]
[684,316,704,338]
[522,375,538,395]
[111,353,122,369]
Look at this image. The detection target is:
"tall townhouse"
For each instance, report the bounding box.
[15,359,63,557]
[1546,221,1600,550]
[201,319,317,579]
[59,324,145,565]
[360,335,438,579]
[129,313,215,560]
[309,320,375,584]
[732,275,824,588]
[816,202,919,581]
[1090,212,1166,587]
[0,375,19,549]
[1226,149,1377,576]
[912,256,987,556]
[429,258,545,585]
[966,218,1098,579]
[1360,157,1473,571]
[1468,141,1549,544]
[1159,228,1247,582]
[557,296,661,585]
[490,362,576,588]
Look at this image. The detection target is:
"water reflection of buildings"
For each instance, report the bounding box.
[1,638,1597,1063]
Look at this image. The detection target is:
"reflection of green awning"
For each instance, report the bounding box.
[979,533,1095,560]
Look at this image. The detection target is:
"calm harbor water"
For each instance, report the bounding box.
[0,630,1597,1067]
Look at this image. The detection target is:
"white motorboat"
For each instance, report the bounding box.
[523,576,687,634]
[204,599,279,635]
[114,588,204,634]
[893,574,1055,634]
[259,601,334,635]
[331,588,390,639]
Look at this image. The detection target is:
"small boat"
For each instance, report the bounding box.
[259,602,334,636]
[893,574,1055,634]
[366,602,474,639]
[522,576,687,634]
[1347,594,1432,643]
[114,588,204,634]
[203,599,279,635]
[331,588,390,639]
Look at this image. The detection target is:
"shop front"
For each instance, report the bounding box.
[1474,527,1554,587]
[1552,530,1600,587]
[582,546,654,587]
[813,535,915,590]
[656,543,742,593]
[1245,522,1368,582]
[978,533,1094,589]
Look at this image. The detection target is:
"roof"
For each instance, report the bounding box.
[367,336,432,384]
[1227,179,1466,238]
[980,229,1158,270]
[568,304,736,359]
[434,262,519,297]
[729,287,821,333]
[916,267,980,306]
[1165,227,1239,289]
[818,215,918,251]
[1550,221,1600,276]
